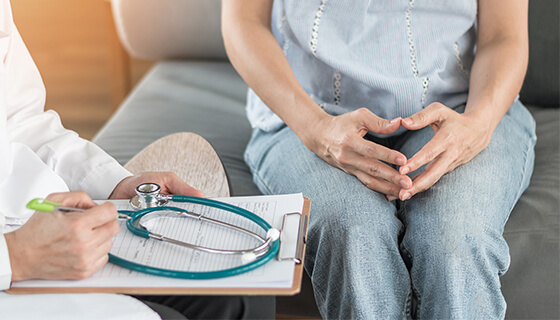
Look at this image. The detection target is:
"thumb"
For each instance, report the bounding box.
[165,174,205,197]
[402,103,444,131]
[46,191,96,210]
[358,108,402,135]
[79,202,119,229]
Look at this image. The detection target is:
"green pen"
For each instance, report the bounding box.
[26,198,131,220]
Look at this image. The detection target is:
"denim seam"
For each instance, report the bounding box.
[251,170,275,195]
[312,281,328,317]
[400,203,420,319]
[404,285,412,319]
[507,134,536,215]
[401,241,421,317]
[305,262,327,319]
[411,274,421,314]
[497,135,534,276]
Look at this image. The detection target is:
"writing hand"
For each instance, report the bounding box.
[109,172,204,199]
[398,103,493,200]
[5,191,120,281]
[304,108,412,198]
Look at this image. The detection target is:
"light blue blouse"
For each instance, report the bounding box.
[246,0,478,136]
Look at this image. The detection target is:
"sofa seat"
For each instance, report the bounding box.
[501,107,560,317]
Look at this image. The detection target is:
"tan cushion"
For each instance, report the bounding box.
[111,0,227,60]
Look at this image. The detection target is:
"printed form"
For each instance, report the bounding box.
[11,193,305,290]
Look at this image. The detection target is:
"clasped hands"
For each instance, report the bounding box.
[306,102,493,202]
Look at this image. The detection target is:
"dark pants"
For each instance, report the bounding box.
[136,295,276,320]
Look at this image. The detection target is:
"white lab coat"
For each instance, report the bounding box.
[0,1,159,318]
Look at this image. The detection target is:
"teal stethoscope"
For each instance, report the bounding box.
[111,183,280,279]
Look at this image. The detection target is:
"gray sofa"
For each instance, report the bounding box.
[94,1,559,318]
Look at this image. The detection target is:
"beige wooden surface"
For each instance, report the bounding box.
[124,132,230,198]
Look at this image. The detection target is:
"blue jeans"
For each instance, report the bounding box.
[244,101,536,320]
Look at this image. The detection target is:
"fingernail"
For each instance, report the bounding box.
[402,192,411,201]
[401,166,410,175]
[387,195,398,201]
[399,178,410,188]
[403,118,413,126]
[396,157,406,166]
[389,118,400,125]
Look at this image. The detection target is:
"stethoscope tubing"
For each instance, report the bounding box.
[108,196,280,279]
[108,241,278,279]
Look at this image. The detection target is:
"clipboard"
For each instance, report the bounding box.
[7,195,310,296]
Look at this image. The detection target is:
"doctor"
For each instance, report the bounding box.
[0,1,273,319]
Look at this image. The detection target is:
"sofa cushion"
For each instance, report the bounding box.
[519,0,559,107]
[111,0,226,60]
[501,106,560,318]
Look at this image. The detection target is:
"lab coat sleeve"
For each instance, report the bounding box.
[0,210,11,290]
[0,234,11,290]
[3,22,132,199]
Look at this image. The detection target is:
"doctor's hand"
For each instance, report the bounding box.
[4,191,120,282]
[302,108,412,198]
[109,172,205,199]
[397,103,494,200]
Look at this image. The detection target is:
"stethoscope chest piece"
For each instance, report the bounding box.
[130,182,169,209]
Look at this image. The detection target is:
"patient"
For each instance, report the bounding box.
[0,0,273,319]
[222,0,535,319]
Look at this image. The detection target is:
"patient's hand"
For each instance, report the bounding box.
[398,103,494,200]
[303,108,412,199]
[109,172,204,199]
[5,191,120,281]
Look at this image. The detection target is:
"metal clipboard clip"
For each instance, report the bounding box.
[277,212,308,264]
